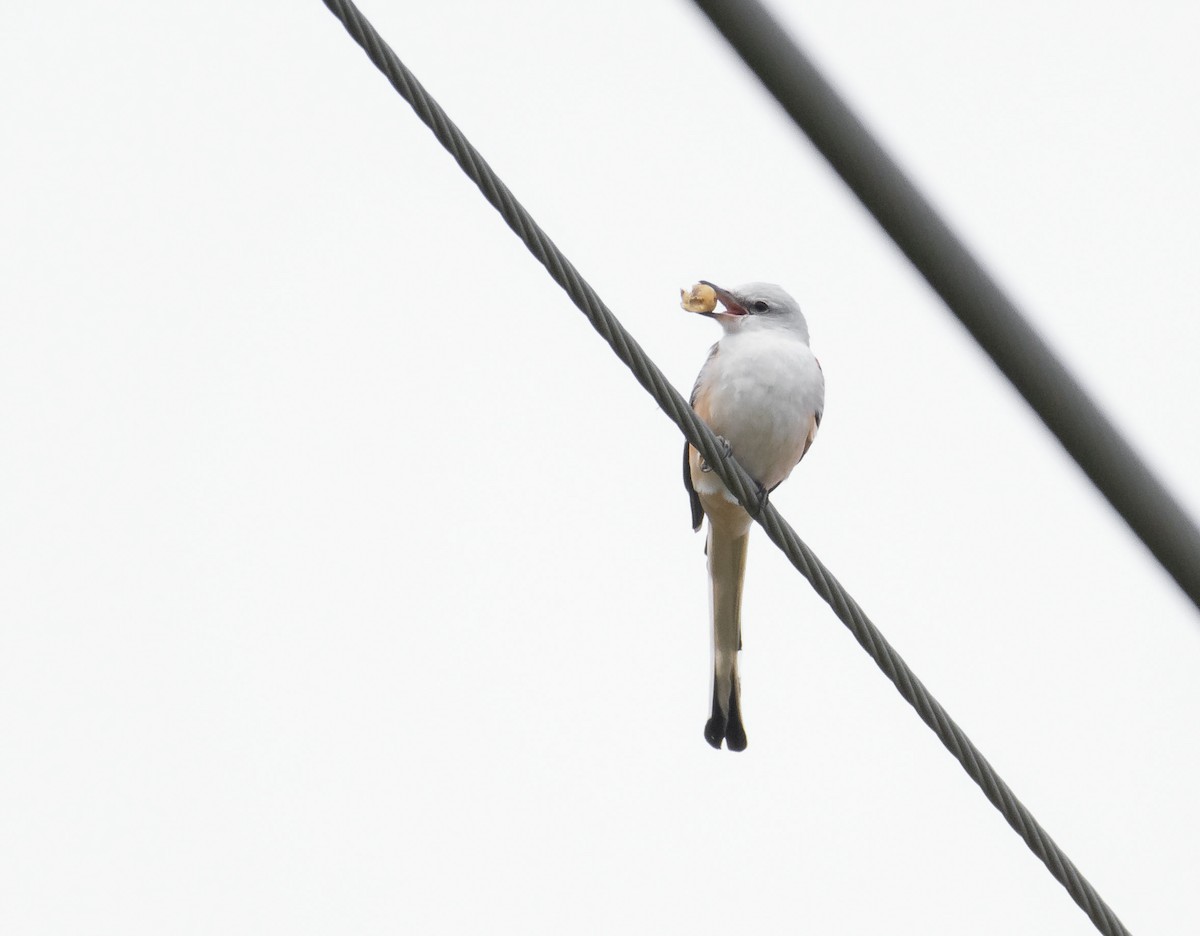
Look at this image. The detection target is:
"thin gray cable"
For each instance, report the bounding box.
[693,0,1200,618]
[319,2,1131,933]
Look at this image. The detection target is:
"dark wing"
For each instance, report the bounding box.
[683,342,719,532]
[800,408,822,461]
[684,441,704,531]
[800,357,824,462]
[689,343,719,408]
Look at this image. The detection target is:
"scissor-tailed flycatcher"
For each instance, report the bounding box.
[683,281,825,751]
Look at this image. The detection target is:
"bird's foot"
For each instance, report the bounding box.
[750,483,770,518]
[699,435,733,473]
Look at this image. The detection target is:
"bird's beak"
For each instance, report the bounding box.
[699,281,748,318]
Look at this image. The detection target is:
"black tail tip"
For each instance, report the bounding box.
[704,698,748,752]
[725,718,747,752]
[704,714,726,749]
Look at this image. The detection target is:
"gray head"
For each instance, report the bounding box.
[700,280,810,340]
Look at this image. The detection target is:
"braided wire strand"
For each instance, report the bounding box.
[320,2,1131,933]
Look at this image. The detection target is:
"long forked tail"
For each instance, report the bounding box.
[704,522,749,751]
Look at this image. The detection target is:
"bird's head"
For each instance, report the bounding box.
[700,281,810,340]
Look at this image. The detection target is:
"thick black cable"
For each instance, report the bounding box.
[319,2,1132,933]
[692,0,1200,618]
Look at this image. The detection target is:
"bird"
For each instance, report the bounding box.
[682,281,825,751]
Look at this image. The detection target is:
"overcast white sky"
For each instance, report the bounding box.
[4,2,1199,934]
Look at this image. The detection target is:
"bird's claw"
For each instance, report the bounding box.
[751,483,770,517]
[699,436,733,473]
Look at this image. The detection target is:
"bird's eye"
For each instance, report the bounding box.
[752,300,769,313]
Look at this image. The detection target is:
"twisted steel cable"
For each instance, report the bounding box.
[320,2,1131,933]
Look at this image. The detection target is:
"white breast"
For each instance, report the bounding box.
[700,328,824,492]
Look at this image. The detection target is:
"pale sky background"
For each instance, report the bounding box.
[3,2,1199,934]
